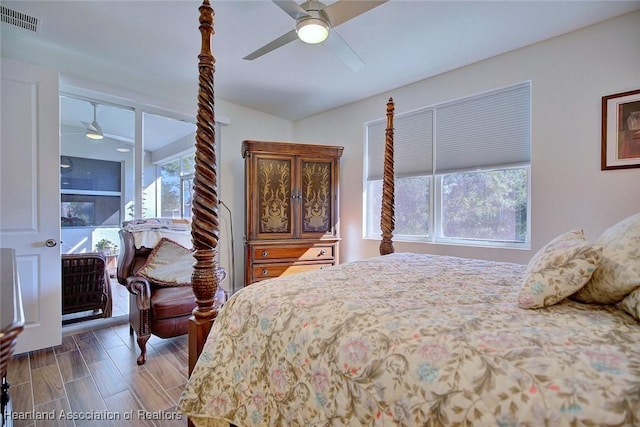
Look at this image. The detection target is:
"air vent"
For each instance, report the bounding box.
[1,6,39,33]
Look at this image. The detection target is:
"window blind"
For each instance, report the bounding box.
[365,82,530,180]
[435,82,531,174]
[366,108,433,180]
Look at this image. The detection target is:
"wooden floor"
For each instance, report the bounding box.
[6,324,189,427]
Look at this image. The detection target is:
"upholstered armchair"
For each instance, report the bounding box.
[62,253,112,324]
[117,227,226,365]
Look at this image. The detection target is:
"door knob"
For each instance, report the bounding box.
[45,239,58,247]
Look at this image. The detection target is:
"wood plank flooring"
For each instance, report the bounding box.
[5,324,189,427]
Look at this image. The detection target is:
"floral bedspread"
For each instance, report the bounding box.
[178,253,640,426]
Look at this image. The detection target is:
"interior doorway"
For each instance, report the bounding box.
[60,95,135,329]
[59,92,201,330]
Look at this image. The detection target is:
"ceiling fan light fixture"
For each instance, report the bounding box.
[296,17,329,44]
[86,126,103,140]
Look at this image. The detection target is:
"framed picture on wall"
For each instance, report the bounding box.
[601,89,640,170]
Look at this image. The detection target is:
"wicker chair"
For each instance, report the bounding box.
[61,253,113,325]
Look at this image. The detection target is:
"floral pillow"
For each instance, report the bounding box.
[518,230,602,309]
[619,287,640,321]
[138,238,193,287]
[571,213,640,304]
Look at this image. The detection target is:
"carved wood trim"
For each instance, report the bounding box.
[379,97,395,256]
[189,0,219,376]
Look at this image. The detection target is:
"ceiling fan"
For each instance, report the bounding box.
[82,101,103,140]
[243,0,388,71]
[61,104,132,146]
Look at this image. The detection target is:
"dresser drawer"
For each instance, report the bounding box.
[251,245,334,262]
[252,262,333,281]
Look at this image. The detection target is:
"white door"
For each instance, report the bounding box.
[1,57,61,353]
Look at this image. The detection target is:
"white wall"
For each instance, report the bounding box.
[294,11,640,265]
[215,100,293,291]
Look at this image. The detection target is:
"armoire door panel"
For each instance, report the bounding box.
[300,158,335,237]
[253,155,295,240]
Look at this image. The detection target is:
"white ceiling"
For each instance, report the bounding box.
[2,0,639,127]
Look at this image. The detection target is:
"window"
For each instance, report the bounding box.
[60,156,122,227]
[158,153,195,218]
[365,82,531,247]
[59,93,204,257]
[439,168,528,243]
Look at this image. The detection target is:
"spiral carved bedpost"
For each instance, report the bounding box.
[379,97,395,256]
[189,0,219,376]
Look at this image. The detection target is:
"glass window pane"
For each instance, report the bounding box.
[396,176,430,236]
[366,176,430,238]
[160,159,181,218]
[61,194,120,227]
[142,112,196,218]
[366,180,382,237]
[60,96,133,255]
[60,156,121,191]
[182,177,193,219]
[440,168,528,242]
[182,155,195,175]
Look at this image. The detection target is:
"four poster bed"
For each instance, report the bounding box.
[181,1,640,425]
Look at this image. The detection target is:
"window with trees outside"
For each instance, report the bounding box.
[365,82,531,248]
[158,153,195,219]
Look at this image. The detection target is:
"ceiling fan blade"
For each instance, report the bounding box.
[273,0,309,20]
[243,29,299,60]
[62,130,131,144]
[324,29,365,72]
[323,0,388,27]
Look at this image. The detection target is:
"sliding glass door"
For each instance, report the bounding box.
[59,94,199,325]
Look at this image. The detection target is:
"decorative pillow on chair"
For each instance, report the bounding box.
[518,230,602,309]
[619,287,640,321]
[571,213,640,304]
[138,238,193,287]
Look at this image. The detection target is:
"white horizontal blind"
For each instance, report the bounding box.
[366,108,433,180]
[435,82,531,174]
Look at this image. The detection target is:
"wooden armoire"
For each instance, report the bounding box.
[242,140,344,286]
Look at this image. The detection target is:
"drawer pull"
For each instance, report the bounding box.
[262,269,269,276]
[261,250,269,257]
[319,249,326,256]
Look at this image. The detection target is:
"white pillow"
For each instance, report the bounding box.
[138,238,193,287]
[518,230,602,309]
[571,213,640,304]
